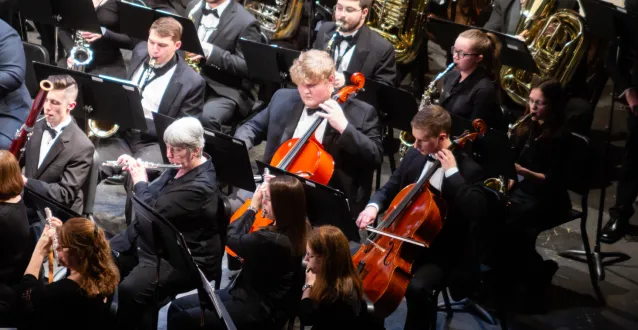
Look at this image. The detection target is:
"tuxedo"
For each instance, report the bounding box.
[23,119,94,214]
[186,0,262,129]
[234,89,383,231]
[313,22,397,87]
[369,147,487,329]
[483,0,521,34]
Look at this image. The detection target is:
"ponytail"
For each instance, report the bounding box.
[458,29,502,83]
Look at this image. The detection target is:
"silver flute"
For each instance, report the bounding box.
[102,160,182,169]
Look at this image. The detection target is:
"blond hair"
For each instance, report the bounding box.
[289,50,335,85]
[459,29,502,82]
[150,17,183,42]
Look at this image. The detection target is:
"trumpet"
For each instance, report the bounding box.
[507,113,532,138]
[69,31,94,72]
[102,160,183,169]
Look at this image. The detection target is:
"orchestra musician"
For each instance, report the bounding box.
[356,105,488,329]
[21,75,94,215]
[109,117,221,330]
[95,17,205,182]
[233,49,383,224]
[185,0,262,132]
[167,176,310,329]
[313,0,397,87]
[483,0,525,36]
[440,29,506,131]
[0,19,31,150]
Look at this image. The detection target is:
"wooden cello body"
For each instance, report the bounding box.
[226,73,366,259]
[352,119,486,318]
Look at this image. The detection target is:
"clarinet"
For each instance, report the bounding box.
[139,57,157,91]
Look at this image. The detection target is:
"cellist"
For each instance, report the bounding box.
[234,49,383,224]
[356,105,488,329]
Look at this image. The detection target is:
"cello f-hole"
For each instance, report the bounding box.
[383,240,395,266]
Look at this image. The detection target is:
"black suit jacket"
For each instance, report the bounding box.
[483,0,517,34]
[369,147,488,298]
[234,88,383,219]
[23,119,94,214]
[129,43,205,137]
[441,69,505,132]
[313,22,397,87]
[186,0,262,117]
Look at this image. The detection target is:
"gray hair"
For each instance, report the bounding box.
[163,117,205,156]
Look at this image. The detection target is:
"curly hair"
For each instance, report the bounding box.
[57,218,120,297]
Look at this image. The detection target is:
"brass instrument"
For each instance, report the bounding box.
[499,0,587,105]
[484,175,509,202]
[325,21,344,54]
[186,11,202,73]
[397,63,456,159]
[102,160,183,169]
[366,0,430,64]
[69,31,94,72]
[507,112,532,138]
[244,0,304,40]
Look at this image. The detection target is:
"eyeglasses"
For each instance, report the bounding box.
[528,98,547,107]
[450,47,479,59]
[333,5,362,14]
[305,252,319,259]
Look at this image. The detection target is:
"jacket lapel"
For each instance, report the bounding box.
[35,126,71,178]
[280,101,306,145]
[128,48,146,80]
[26,121,44,177]
[158,60,185,116]
[188,1,205,28]
[346,25,371,74]
[208,1,236,44]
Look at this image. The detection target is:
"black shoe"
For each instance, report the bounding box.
[601,216,629,244]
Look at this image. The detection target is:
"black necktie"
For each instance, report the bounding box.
[44,124,60,139]
[202,7,219,18]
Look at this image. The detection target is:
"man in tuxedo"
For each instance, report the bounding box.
[484,0,524,35]
[356,105,488,329]
[234,49,383,232]
[95,17,205,181]
[313,0,397,87]
[21,75,94,215]
[185,0,262,132]
[0,19,30,150]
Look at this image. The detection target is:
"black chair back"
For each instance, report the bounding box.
[22,42,49,98]
[81,150,99,218]
[564,132,591,197]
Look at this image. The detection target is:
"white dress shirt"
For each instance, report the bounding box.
[194,0,231,58]
[131,61,177,119]
[333,30,359,73]
[39,116,72,168]
[292,107,329,144]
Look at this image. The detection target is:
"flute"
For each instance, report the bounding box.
[102,160,183,169]
[44,207,57,284]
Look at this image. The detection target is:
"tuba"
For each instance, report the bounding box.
[366,0,430,64]
[244,0,304,40]
[499,0,587,105]
[69,31,94,72]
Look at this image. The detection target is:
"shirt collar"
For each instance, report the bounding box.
[47,116,72,133]
[205,0,231,17]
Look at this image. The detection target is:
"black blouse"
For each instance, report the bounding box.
[299,295,362,329]
[0,201,30,286]
[17,275,110,330]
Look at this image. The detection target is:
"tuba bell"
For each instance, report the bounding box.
[499,0,587,105]
[69,31,94,72]
[244,0,304,41]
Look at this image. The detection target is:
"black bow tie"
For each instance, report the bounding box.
[335,34,355,44]
[426,154,436,162]
[44,124,61,139]
[306,107,323,116]
[202,7,219,18]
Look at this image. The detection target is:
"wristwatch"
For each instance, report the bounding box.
[302,284,313,291]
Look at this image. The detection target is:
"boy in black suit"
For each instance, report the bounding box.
[356,105,488,329]
[234,49,383,234]
[313,0,397,87]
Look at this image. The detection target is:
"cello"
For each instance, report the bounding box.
[352,119,486,318]
[226,73,366,258]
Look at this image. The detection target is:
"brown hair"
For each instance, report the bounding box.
[47,74,78,102]
[150,17,183,42]
[515,77,565,139]
[459,29,502,82]
[57,218,120,297]
[264,176,309,256]
[307,226,363,303]
[358,0,373,10]
[290,50,335,86]
[411,105,452,136]
[0,150,23,200]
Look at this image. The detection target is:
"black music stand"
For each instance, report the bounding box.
[34,62,148,134]
[559,0,633,289]
[427,17,539,73]
[240,38,301,87]
[24,186,82,223]
[255,161,359,242]
[129,193,236,330]
[18,0,101,63]
[117,0,204,55]
[152,113,257,192]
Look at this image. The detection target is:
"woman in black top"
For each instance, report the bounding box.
[62,0,134,78]
[167,175,310,330]
[17,217,120,330]
[440,29,505,131]
[300,225,381,329]
[0,150,30,323]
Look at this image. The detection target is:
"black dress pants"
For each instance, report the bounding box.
[404,263,444,330]
[610,112,638,220]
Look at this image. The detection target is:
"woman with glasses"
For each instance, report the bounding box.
[439,29,505,131]
[16,217,120,329]
[168,175,310,330]
[501,77,570,310]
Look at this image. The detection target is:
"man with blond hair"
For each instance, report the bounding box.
[234,49,382,231]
